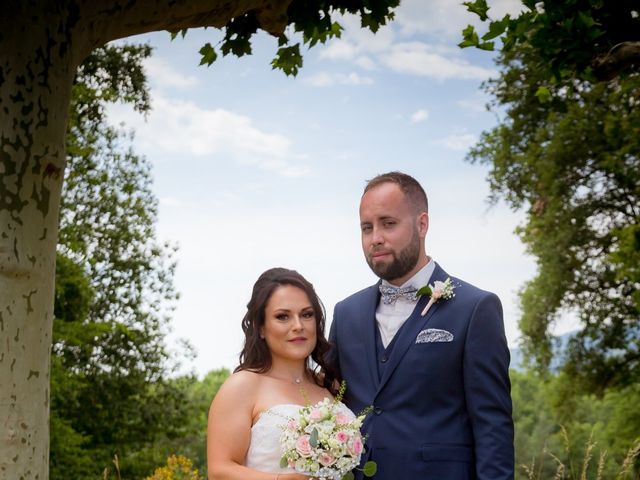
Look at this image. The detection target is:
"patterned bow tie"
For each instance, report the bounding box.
[379,284,419,305]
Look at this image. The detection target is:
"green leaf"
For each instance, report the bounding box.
[271,44,302,76]
[482,16,509,41]
[342,472,355,480]
[417,286,432,297]
[478,41,495,51]
[535,85,551,103]
[459,25,480,49]
[309,427,319,448]
[169,29,188,41]
[279,456,288,468]
[198,43,217,66]
[221,37,252,57]
[363,461,378,477]
[361,13,380,33]
[463,0,490,21]
[577,11,597,28]
[331,21,343,38]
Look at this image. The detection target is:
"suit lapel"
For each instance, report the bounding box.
[374,263,450,396]
[362,282,382,390]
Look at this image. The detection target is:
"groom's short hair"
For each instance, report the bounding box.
[364,171,428,214]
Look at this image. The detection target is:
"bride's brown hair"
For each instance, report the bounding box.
[235,267,340,395]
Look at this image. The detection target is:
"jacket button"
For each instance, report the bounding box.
[374,407,383,415]
[381,356,388,363]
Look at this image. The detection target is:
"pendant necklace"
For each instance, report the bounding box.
[268,372,303,385]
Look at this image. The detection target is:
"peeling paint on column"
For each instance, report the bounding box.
[13,328,19,342]
[27,370,39,380]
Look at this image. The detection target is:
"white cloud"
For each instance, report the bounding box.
[318,13,395,61]
[435,133,478,151]
[394,0,477,38]
[410,109,429,123]
[355,56,376,70]
[315,4,519,81]
[319,40,359,61]
[108,96,309,177]
[303,71,374,87]
[394,0,525,38]
[144,57,199,89]
[381,42,496,80]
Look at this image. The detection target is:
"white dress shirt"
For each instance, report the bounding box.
[376,259,435,348]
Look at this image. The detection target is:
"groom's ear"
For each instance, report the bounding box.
[418,212,429,237]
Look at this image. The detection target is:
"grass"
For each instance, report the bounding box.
[520,429,640,480]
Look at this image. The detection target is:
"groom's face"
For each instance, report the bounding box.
[359,182,427,285]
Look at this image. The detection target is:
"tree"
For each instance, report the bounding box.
[460,0,640,83]
[180,369,230,473]
[0,2,398,478]
[460,1,640,391]
[510,369,640,479]
[50,43,200,479]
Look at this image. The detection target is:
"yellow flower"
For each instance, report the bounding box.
[144,455,203,480]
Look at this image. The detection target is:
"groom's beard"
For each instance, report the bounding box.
[366,227,421,282]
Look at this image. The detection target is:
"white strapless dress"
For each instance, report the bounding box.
[245,402,356,474]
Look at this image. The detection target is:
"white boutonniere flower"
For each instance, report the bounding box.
[417,277,456,316]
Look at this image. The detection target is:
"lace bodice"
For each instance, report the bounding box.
[244,402,356,474]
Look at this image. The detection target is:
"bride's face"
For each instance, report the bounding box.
[261,285,317,363]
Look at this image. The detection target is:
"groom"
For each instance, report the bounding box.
[329,172,514,479]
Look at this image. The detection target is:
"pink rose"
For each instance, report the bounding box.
[348,436,363,456]
[287,419,299,430]
[295,435,313,457]
[318,452,336,467]
[335,412,350,425]
[335,431,349,443]
[309,408,322,421]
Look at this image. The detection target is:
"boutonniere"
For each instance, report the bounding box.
[417,277,456,316]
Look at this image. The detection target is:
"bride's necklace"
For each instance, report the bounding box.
[267,372,304,385]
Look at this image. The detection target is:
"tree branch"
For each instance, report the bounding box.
[592,41,640,81]
[80,0,292,55]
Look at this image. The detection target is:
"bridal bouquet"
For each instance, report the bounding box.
[279,389,376,480]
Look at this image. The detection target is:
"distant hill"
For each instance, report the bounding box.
[509,331,575,371]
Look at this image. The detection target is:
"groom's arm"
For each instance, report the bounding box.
[463,292,514,480]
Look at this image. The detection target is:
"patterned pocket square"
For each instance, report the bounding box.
[415,328,454,343]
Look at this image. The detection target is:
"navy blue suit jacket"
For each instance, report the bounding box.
[329,263,514,480]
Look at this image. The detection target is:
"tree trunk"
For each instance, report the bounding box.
[0,6,79,479]
[0,1,292,478]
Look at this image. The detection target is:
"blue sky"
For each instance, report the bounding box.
[108,0,576,376]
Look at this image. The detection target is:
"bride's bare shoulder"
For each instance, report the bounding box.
[209,371,262,417]
[216,369,263,397]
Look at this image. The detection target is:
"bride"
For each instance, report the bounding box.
[207,268,354,480]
